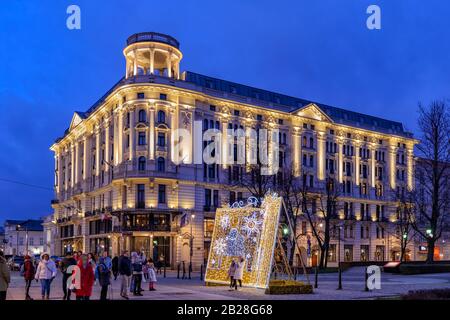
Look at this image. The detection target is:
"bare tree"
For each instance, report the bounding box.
[228,163,275,200]
[390,191,416,262]
[412,101,450,263]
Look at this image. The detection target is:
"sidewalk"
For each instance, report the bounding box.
[5,268,450,300]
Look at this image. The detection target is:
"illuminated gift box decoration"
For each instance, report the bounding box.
[205,194,282,289]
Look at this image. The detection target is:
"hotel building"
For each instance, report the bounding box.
[50,32,428,269]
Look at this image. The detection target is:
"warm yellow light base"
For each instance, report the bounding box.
[205,194,282,289]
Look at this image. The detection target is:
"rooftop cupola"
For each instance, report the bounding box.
[123,32,182,79]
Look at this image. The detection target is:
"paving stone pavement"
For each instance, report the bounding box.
[4,267,450,300]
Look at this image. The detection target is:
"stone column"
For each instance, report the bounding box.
[95,126,101,177]
[76,141,82,184]
[105,119,110,172]
[170,108,177,163]
[149,49,155,74]
[222,119,229,169]
[133,50,138,76]
[388,145,397,190]
[317,131,326,180]
[406,147,414,190]
[129,108,135,160]
[149,104,155,160]
[64,148,70,191]
[370,145,376,188]
[83,135,89,181]
[118,110,124,164]
[338,139,343,183]
[166,54,172,78]
[70,143,75,188]
[354,141,361,186]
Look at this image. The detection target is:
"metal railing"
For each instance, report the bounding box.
[126,32,180,48]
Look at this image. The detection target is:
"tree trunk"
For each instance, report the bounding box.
[426,239,435,264]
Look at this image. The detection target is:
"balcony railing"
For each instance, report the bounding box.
[126,32,180,49]
[115,225,171,232]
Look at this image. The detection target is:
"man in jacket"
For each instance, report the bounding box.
[97,256,111,300]
[131,252,144,296]
[60,252,77,300]
[118,250,132,300]
[0,251,11,300]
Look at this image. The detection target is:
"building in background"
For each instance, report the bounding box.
[3,220,44,256]
[0,227,5,252]
[42,214,57,256]
[50,32,435,269]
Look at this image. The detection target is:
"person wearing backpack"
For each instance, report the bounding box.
[22,255,35,300]
[96,256,111,300]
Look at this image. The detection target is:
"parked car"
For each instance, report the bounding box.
[8,256,24,271]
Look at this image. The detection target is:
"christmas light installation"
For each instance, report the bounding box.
[205,193,283,289]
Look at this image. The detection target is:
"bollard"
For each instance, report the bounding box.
[188,262,192,279]
[177,263,180,279]
[314,267,318,289]
[182,261,186,279]
[337,267,342,290]
[164,262,167,278]
[365,267,369,291]
[200,264,204,281]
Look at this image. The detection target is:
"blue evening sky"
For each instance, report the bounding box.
[0,0,449,222]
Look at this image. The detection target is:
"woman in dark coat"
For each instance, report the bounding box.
[111,256,119,280]
[97,257,111,300]
[22,255,35,300]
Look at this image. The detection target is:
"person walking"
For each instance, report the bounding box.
[0,251,11,301]
[131,252,143,296]
[60,252,77,300]
[227,259,237,289]
[74,254,95,300]
[22,255,35,300]
[233,257,245,291]
[35,253,57,300]
[146,258,157,291]
[111,256,119,280]
[118,251,132,300]
[96,256,111,300]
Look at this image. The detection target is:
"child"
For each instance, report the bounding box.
[146,258,157,291]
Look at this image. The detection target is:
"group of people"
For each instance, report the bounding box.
[0,249,158,301]
[227,257,245,290]
[116,250,157,300]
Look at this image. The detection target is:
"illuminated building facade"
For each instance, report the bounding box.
[50,32,427,268]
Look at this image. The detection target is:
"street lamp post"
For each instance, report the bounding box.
[189,214,195,268]
[337,225,342,290]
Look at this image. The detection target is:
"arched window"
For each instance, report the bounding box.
[138,109,146,122]
[157,157,165,172]
[138,156,146,171]
[157,110,166,123]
